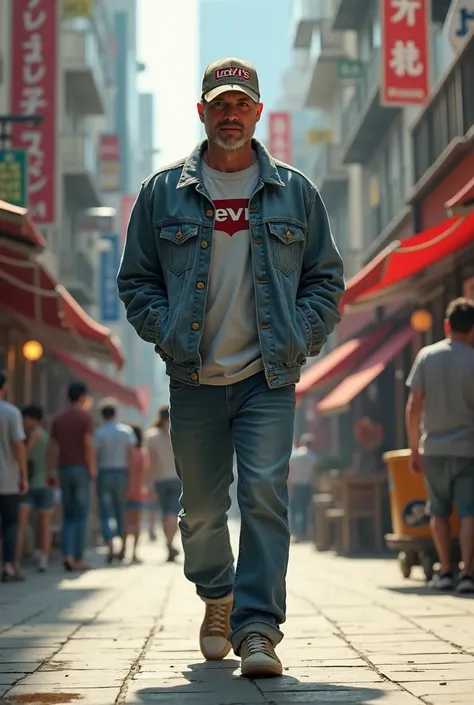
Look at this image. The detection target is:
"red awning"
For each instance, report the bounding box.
[341,214,474,312]
[52,349,146,413]
[445,177,474,216]
[0,200,47,249]
[296,324,393,396]
[317,326,414,415]
[0,245,124,368]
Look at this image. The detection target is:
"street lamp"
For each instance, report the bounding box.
[23,339,44,404]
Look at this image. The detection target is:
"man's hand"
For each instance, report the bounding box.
[19,477,29,495]
[409,449,423,476]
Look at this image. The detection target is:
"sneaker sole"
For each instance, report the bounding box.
[199,640,232,661]
[241,661,283,678]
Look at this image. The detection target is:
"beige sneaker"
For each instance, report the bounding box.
[199,595,232,660]
[240,633,283,678]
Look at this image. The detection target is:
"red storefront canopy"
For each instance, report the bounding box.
[341,214,474,312]
[296,323,393,396]
[445,176,474,216]
[0,199,46,249]
[52,349,146,413]
[0,245,124,368]
[317,326,414,415]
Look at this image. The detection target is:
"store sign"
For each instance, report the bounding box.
[306,128,333,146]
[381,0,430,106]
[445,0,474,52]
[98,134,121,192]
[62,0,93,18]
[11,0,57,224]
[337,58,364,81]
[99,233,120,323]
[0,150,28,207]
[268,113,292,164]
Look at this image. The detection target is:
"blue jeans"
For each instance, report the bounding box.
[59,466,90,561]
[97,469,128,542]
[289,483,313,538]
[169,371,295,653]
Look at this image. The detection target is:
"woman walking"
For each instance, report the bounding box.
[124,425,149,563]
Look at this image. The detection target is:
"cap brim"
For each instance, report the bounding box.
[203,84,260,104]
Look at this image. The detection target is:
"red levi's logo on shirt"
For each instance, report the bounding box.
[213,199,249,237]
[214,67,251,81]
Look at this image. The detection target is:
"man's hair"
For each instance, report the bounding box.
[22,405,44,422]
[101,403,117,420]
[131,424,143,448]
[446,297,474,334]
[0,370,6,391]
[68,381,88,403]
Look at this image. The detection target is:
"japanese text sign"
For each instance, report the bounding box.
[0,150,28,208]
[99,135,121,192]
[445,0,474,53]
[381,0,430,106]
[11,0,57,225]
[268,113,292,164]
[99,233,120,323]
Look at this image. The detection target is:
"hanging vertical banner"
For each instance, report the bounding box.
[268,113,292,164]
[120,194,137,246]
[99,233,120,323]
[98,135,121,192]
[0,150,28,207]
[11,0,57,225]
[381,0,430,106]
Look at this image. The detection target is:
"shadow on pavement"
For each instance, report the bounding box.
[131,661,387,704]
[385,585,474,599]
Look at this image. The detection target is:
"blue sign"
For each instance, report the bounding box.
[402,500,430,528]
[446,1,474,52]
[99,233,120,323]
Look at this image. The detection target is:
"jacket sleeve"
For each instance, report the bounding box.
[296,187,345,357]
[117,184,168,343]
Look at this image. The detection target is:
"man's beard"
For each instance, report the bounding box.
[210,131,250,152]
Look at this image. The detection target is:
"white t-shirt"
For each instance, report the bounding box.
[0,400,26,494]
[145,427,177,482]
[199,159,263,385]
[289,446,317,486]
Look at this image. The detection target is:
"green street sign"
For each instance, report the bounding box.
[337,58,364,81]
[0,149,28,207]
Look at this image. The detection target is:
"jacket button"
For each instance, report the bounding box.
[206,209,214,217]
[192,322,200,331]
[196,282,205,290]
[285,230,292,238]
[176,231,183,239]
[201,241,208,249]
[190,372,198,381]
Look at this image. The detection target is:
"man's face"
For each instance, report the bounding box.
[23,416,36,433]
[198,91,263,151]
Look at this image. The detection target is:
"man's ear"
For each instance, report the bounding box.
[256,102,264,123]
[197,102,205,123]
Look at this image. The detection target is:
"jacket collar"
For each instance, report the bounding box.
[176,138,285,189]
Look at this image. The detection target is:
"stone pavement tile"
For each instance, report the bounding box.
[367,653,474,666]
[258,690,423,705]
[253,669,383,693]
[0,686,121,704]
[358,642,462,655]
[57,643,141,658]
[0,638,64,649]
[422,696,474,705]
[127,676,261,698]
[40,657,134,671]
[379,666,474,682]
[344,632,429,643]
[125,687,265,705]
[0,666,36,674]
[403,680,474,697]
[0,676,24,688]
[17,669,127,687]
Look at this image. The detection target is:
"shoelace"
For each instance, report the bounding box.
[206,603,229,633]
[245,634,271,655]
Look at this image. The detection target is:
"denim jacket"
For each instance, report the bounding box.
[117,139,345,388]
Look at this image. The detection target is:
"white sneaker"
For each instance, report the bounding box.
[199,595,232,661]
[240,634,283,678]
[429,572,454,591]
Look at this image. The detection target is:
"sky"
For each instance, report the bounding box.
[137,0,292,166]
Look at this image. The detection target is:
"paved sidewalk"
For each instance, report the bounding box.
[0,531,473,705]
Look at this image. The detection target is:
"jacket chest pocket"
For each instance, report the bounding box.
[267,223,305,275]
[159,224,199,276]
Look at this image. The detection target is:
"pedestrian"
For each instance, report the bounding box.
[117,58,344,676]
[406,297,474,594]
[145,406,181,563]
[288,434,318,542]
[0,371,28,582]
[47,381,95,572]
[94,401,135,564]
[124,425,149,564]
[17,405,53,572]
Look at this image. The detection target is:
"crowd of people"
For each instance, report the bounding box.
[0,372,179,582]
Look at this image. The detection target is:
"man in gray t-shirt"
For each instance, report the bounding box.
[0,371,28,581]
[406,298,474,593]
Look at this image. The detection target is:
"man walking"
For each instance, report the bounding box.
[118,58,344,676]
[47,382,95,572]
[0,372,28,582]
[289,434,318,542]
[406,298,474,593]
[94,401,135,563]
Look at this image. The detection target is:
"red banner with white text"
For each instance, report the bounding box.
[268,113,292,164]
[11,0,57,225]
[381,0,430,106]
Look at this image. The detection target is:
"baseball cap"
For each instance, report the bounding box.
[201,57,260,104]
